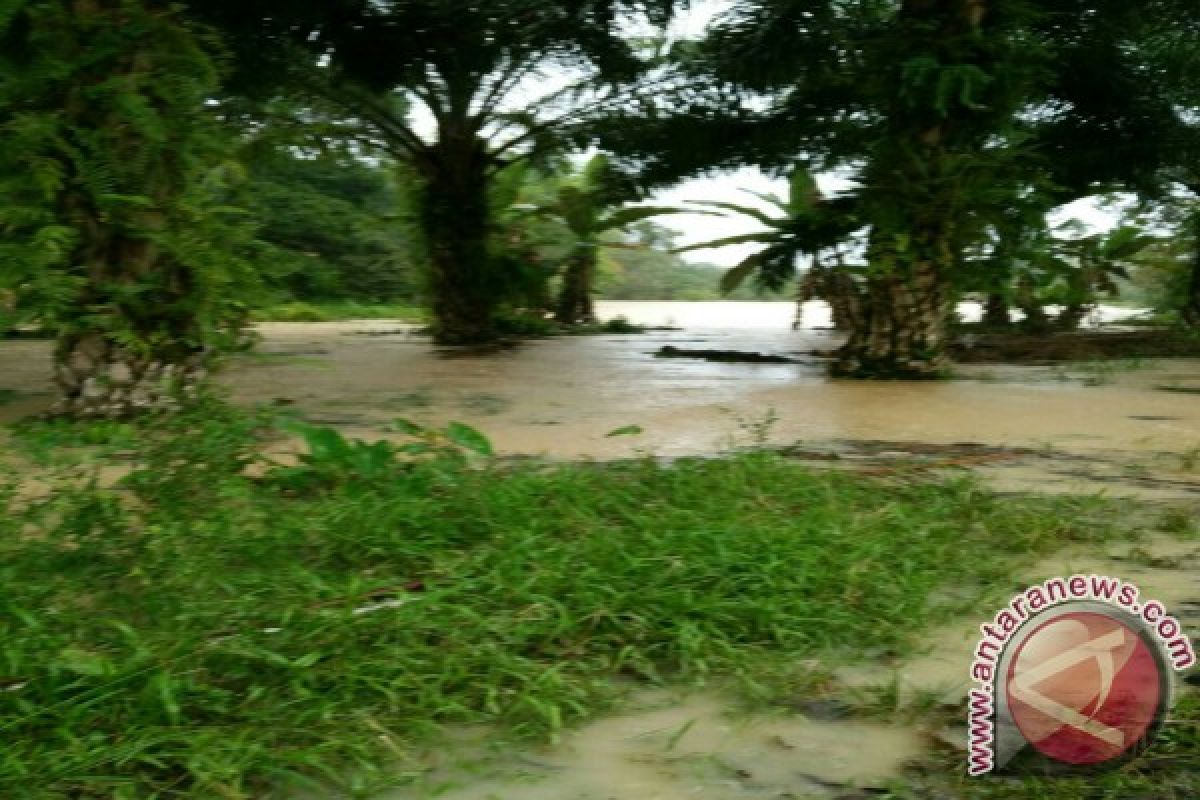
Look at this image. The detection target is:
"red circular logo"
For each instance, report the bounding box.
[1005,611,1166,765]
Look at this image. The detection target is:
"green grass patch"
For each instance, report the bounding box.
[252,301,427,323]
[0,402,1131,798]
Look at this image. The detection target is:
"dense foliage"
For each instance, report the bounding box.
[239,150,419,304]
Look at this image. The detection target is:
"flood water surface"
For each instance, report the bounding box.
[217,302,1199,465]
[2,303,1197,466]
[383,691,925,800]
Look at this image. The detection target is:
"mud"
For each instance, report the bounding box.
[383,691,925,800]
[374,532,1199,800]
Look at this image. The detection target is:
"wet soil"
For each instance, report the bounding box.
[382,692,925,800]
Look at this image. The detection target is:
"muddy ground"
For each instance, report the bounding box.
[2,302,1198,798]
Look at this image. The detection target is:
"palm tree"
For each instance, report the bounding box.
[521,156,696,325]
[672,167,860,327]
[990,220,1153,332]
[0,0,254,418]
[201,1,682,344]
[1032,225,1154,331]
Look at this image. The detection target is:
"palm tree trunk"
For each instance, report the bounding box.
[982,292,1011,327]
[796,263,855,331]
[1183,210,1200,327]
[555,249,596,325]
[834,0,990,378]
[833,252,951,379]
[417,131,498,345]
[46,0,216,417]
[53,336,206,418]
[51,204,210,417]
[1056,303,1090,330]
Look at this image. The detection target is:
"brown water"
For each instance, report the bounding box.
[3,302,1199,491]
[4,302,1192,463]
[381,690,925,800]
[232,303,1199,462]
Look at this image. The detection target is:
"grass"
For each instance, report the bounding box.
[890,691,1200,799]
[252,301,428,323]
[0,400,1172,798]
[1050,357,1149,386]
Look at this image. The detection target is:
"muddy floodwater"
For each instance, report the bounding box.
[380,691,926,800]
[231,301,1200,465]
[4,302,1195,467]
[3,301,1199,799]
[2,302,1199,497]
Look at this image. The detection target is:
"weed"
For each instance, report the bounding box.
[735,407,780,447]
[1056,357,1150,387]
[493,310,559,337]
[1160,507,1198,538]
[1180,446,1200,473]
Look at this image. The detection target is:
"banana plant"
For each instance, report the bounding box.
[672,167,861,297]
[517,155,701,324]
[1011,223,1155,331]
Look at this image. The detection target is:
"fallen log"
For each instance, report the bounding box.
[654,345,800,364]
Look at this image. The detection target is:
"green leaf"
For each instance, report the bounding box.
[720,251,770,293]
[738,189,791,213]
[57,647,114,677]
[685,200,781,228]
[150,671,182,724]
[604,425,644,437]
[301,426,350,461]
[393,418,424,436]
[598,206,703,232]
[787,168,821,213]
[292,652,322,669]
[672,232,779,255]
[444,422,494,457]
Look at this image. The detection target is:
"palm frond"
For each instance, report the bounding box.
[672,231,781,255]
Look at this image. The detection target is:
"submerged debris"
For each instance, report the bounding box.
[655,345,801,364]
